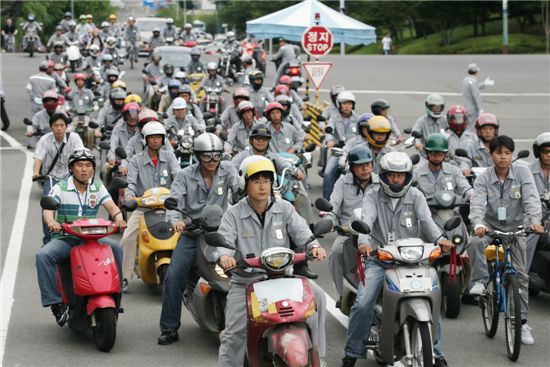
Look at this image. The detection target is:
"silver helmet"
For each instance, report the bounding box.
[533,132,550,158]
[378,151,413,198]
[193,132,223,153]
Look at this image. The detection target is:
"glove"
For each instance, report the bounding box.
[484,77,495,87]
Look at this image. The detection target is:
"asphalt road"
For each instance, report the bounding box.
[1,51,550,367]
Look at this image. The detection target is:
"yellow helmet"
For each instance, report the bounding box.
[366,116,391,149]
[86,14,93,19]
[109,14,117,20]
[112,80,127,90]
[125,94,142,105]
[238,156,276,191]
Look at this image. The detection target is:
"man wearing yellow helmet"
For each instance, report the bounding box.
[108,14,121,39]
[124,94,142,106]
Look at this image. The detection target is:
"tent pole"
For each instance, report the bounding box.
[340,0,346,55]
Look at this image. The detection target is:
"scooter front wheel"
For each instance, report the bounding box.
[157,263,169,286]
[410,321,432,367]
[92,308,117,352]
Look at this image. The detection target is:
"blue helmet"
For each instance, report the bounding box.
[357,112,374,135]
[28,14,35,21]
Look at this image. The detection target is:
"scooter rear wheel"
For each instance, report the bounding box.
[92,308,117,352]
[441,275,462,319]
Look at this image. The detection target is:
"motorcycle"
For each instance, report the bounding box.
[200,85,224,117]
[72,106,98,150]
[241,40,266,74]
[67,44,82,72]
[425,191,471,319]
[168,126,195,169]
[22,25,43,57]
[347,216,462,367]
[4,33,16,53]
[218,49,237,86]
[163,198,228,334]
[124,188,180,287]
[203,219,333,366]
[39,195,123,352]
[528,198,550,296]
[164,36,176,46]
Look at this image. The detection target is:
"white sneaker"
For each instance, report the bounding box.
[521,324,535,345]
[469,281,486,295]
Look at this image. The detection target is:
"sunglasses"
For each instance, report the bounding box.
[199,152,222,162]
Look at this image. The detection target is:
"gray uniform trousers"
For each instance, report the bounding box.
[219,277,326,366]
[469,234,529,320]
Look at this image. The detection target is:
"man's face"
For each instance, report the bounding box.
[269,110,282,124]
[540,146,550,166]
[491,146,513,170]
[181,93,191,102]
[147,135,163,150]
[380,107,389,117]
[386,172,406,186]
[427,151,446,166]
[126,116,138,127]
[243,110,254,124]
[174,108,187,119]
[372,131,388,144]
[251,136,269,152]
[247,174,272,201]
[76,79,85,88]
[72,161,93,182]
[199,152,221,173]
[340,101,353,114]
[51,119,67,140]
[351,162,372,182]
[480,125,497,141]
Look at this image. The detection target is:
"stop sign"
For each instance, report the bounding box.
[302,25,333,57]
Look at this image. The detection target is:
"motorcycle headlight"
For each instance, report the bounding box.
[141,196,158,206]
[159,194,170,203]
[73,226,111,235]
[398,246,423,262]
[261,247,293,272]
[181,136,193,149]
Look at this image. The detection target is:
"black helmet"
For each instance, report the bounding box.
[371,99,390,116]
[163,63,174,75]
[249,70,264,83]
[250,123,271,140]
[348,146,374,167]
[68,148,96,172]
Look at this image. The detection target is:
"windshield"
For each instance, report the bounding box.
[136,19,167,32]
[159,50,191,68]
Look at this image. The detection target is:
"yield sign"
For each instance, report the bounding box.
[302,62,333,90]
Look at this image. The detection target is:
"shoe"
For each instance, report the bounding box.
[50,303,69,326]
[158,330,179,345]
[121,278,129,293]
[293,263,318,279]
[1,120,9,131]
[335,296,342,309]
[469,281,486,296]
[341,356,356,367]
[521,324,535,345]
[434,356,448,367]
[317,169,325,178]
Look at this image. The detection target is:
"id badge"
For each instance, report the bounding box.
[406,217,413,228]
[285,137,290,144]
[446,181,453,191]
[497,207,507,221]
[275,228,283,240]
[217,184,224,195]
[545,191,550,201]
[352,126,357,133]
[387,232,395,243]
[160,176,167,186]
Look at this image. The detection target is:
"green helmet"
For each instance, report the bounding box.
[348,145,373,166]
[424,133,449,152]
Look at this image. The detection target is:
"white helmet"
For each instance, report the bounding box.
[141,121,166,146]
[227,31,235,41]
[194,132,223,153]
[237,155,276,192]
[172,97,187,110]
[467,63,479,74]
[184,23,192,29]
[174,71,186,80]
[206,62,218,71]
[533,132,550,158]
[337,91,356,109]
[378,151,413,198]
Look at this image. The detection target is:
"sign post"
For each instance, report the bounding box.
[301,23,334,103]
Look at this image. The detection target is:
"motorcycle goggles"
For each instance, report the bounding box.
[199,151,222,163]
[71,148,95,162]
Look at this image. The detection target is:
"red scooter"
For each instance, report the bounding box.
[205,220,332,367]
[40,196,122,352]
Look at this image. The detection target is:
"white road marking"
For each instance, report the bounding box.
[302,88,550,97]
[0,130,33,364]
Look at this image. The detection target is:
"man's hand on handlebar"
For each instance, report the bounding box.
[439,239,453,253]
[530,224,545,234]
[310,246,326,261]
[48,220,62,233]
[219,255,237,270]
[474,225,488,238]
[172,221,186,234]
[358,243,373,256]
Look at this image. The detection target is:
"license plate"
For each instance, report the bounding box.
[401,277,432,293]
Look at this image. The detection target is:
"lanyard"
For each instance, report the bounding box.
[499,179,506,199]
[75,188,89,216]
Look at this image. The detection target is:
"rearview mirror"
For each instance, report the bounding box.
[411,131,423,139]
[115,147,127,159]
[403,127,412,134]
[124,199,138,211]
[40,196,60,210]
[315,197,333,212]
[454,148,469,158]
[164,197,179,210]
[410,154,420,165]
[110,177,128,190]
[204,232,235,250]
[98,141,110,150]
[314,218,333,237]
[88,121,99,129]
[443,216,461,231]
[516,150,529,159]
[304,142,316,152]
[351,220,370,235]
[324,126,333,134]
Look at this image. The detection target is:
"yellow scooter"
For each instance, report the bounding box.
[125,187,180,287]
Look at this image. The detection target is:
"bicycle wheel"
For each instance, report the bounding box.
[504,274,522,361]
[480,275,499,338]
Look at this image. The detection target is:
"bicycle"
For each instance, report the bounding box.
[479,227,533,362]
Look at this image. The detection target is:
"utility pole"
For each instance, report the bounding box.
[183,0,187,26]
[71,0,74,19]
[502,0,509,54]
[340,0,345,55]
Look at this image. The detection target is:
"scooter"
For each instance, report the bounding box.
[22,26,42,57]
[528,198,550,296]
[124,188,180,287]
[40,196,123,352]
[163,198,228,334]
[167,126,195,169]
[72,106,98,150]
[203,219,333,367]
[218,49,237,86]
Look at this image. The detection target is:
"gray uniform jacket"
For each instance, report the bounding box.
[186,61,206,74]
[124,26,139,42]
[199,75,225,91]
[387,115,401,138]
[267,122,304,153]
[272,44,296,67]
[162,26,178,39]
[143,62,163,79]
[26,72,56,105]
[97,104,123,132]
[164,115,204,135]
[225,121,255,153]
[413,161,472,200]
[412,115,448,145]
[469,163,542,231]
[248,87,273,117]
[529,160,550,219]
[232,148,292,176]
[148,35,164,49]
[215,197,320,284]
[446,129,478,169]
[358,186,442,249]
[328,172,380,225]
[220,105,240,134]
[166,161,239,224]
[108,121,138,161]
[327,112,358,145]
[30,109,53,135]
[108,24,122,38]
[68,88,94,111]
[47,52,68,65]
[34,132,84,181]
[82,55,101,73]
[462,75,490,130]
[122,134,173,168]
[166,102,204,125]
[124,149,181,198]
[464,138,492,169]
[47,34,70,49]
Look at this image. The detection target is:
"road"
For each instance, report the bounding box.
[1,52,550,367]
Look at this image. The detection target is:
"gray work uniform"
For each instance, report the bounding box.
[164,114,205,136]
[26,72,56,113]
[47,52,68,65]
[124,25,138,42]
[267,122,304,154]
[162,26,178,39]
[47,34,70,49]
[321,104,338,127]
[68,87,94,112]
[526,159,550,270]
[469,163,542,320]
[143,62,163,79]
[166,101,204,125]
[224,121,255,153]
[108,23,122,38]
[327,112,359,145]
[199,75,225,91]
[284,107,303,130]
[82,55,101,73]
[328,172,379,296]
[220,105,240,134]
[97,104,123,132]
[215,197,326,366]
[34,132,84,181]
[462,75,491,130]
[412,115,448,145]
[108,120,139,161]
[148,35,164,50]
[180,31,195,42]
[186,60,206,74]
[464,138,493,170]
[272,44,296,87]
[29,109,53,135]
[248,86,273,117]
[123,134,173,168]
[446,129,478,170]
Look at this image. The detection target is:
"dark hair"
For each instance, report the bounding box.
[248,171,274,183]
[49,112,70,127]
[489,135,515,154]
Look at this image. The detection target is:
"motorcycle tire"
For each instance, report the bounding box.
[157,263,169,286]
[481,276,499,338]
[29,43,34,58]
[442,276,462,319]
[70,60,76,73]
[410,321,432,367]
[504,275,521,361]
[92,308,117,352]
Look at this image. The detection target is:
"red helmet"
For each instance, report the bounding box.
[274,84,290,97]
[137,107,158,129]
[475,112,499,137]
[74,73,86,81]
[233,87,250,106]
[265,102,284,117]
[446,105,468,134]
[278,75,292,85]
